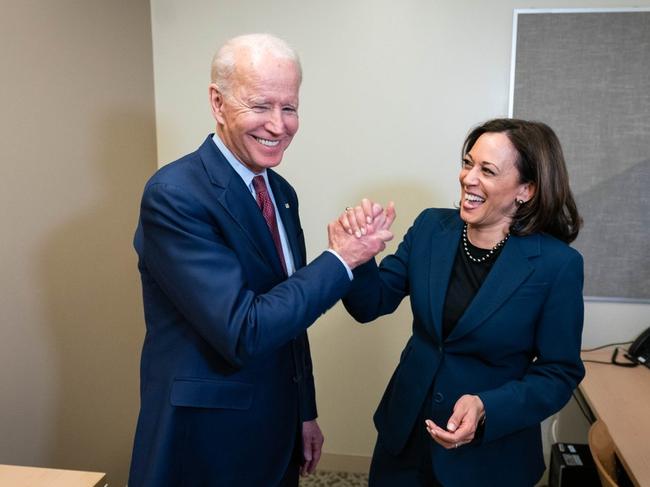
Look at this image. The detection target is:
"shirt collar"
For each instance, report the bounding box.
[212,133,269,191]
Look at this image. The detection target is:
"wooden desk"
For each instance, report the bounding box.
[0,465,105,487]
[580,347,650,487]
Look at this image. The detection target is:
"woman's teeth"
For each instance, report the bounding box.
[465,193,485,203]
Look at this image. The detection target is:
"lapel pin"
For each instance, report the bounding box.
[285,203,290,209]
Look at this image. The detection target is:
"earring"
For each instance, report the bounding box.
[516,199,525,206]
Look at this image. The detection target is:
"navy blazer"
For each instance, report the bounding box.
[129,136,351,486]
[344,209,585,487]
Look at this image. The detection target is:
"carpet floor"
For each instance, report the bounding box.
[299,470,368,486]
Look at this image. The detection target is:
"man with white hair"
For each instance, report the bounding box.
[128,33,393,486]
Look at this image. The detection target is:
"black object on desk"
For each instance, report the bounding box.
[548,442,600,487]
[625,327,650,369]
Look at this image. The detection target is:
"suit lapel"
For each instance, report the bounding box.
[268,172,304,269]
[428,214,463,341]
[197,136,285,277]
[446,234,538,343]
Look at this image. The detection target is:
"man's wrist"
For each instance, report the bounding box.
[325,249,353,280]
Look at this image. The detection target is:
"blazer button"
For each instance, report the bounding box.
[433,392,444,403]
[438,345,443,353]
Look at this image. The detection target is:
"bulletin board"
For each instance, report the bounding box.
[510,8,650,302]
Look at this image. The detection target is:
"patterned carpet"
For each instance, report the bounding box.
[300,471,368,486]
[299,471,548,487]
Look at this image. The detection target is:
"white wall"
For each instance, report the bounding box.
[150,0,650,462]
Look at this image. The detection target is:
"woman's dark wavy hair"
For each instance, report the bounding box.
[462,118,582,243]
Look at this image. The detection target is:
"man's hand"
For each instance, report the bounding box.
[328,200,395,269]
[301,419,324,476]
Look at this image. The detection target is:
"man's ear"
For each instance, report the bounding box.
[209,83,226,124]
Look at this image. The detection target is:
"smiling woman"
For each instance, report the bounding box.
[337,118,585,487]
[460,119,581,245]
[459,131,534,248]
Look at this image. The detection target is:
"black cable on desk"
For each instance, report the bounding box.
[581,341,632,352]
[581,343,638,368]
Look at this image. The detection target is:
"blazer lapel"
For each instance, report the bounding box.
[428,214,463,341]
[446,234,538,343]
[268,172,304,268]
[197,136,285,277]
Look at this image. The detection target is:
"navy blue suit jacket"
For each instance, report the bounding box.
[344,209,585,487]
[129,136,351,486]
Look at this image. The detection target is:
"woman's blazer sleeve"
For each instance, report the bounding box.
[478,249,585,444]
[342,211,430,322]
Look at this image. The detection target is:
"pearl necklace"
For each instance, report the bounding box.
[462,224,509,263]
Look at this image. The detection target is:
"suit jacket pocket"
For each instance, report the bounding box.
[170,378,254,410]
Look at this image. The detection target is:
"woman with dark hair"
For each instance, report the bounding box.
[337,119,585,486]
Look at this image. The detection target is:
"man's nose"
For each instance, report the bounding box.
[265,107,285,134]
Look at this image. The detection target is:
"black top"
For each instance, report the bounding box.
[442,236,505,340]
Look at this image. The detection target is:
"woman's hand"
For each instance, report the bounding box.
[339,198,395,238]
[425,394,485,449]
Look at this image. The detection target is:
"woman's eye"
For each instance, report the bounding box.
[461,159,472,168]
[482,167,495,175]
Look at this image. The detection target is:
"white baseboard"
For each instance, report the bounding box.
[318,453,371,474]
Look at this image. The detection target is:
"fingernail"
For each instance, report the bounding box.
[447,423,457,432]
[366,216,372,224]
[355,230,361,238]
[361,227,366,235]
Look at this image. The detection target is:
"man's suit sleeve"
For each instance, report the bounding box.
[139,181,351,369]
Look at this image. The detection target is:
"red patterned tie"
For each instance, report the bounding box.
[252,175,287,274]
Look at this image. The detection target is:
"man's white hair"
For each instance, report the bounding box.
[211,33,302,95]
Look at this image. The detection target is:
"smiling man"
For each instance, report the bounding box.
[128,34,393,487]
[210,39,300,173]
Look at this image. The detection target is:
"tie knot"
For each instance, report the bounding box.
[252,175,267,194]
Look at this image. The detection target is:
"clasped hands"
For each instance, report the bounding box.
[327,198,396,269]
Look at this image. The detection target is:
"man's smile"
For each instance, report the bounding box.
[253,135,280,147]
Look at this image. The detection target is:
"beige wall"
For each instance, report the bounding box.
[3,1,646,483]
[150,0,650,463]
[0,1,156,485]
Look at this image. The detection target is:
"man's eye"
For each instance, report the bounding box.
[283,106,297,113]
[252,106,268,112]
